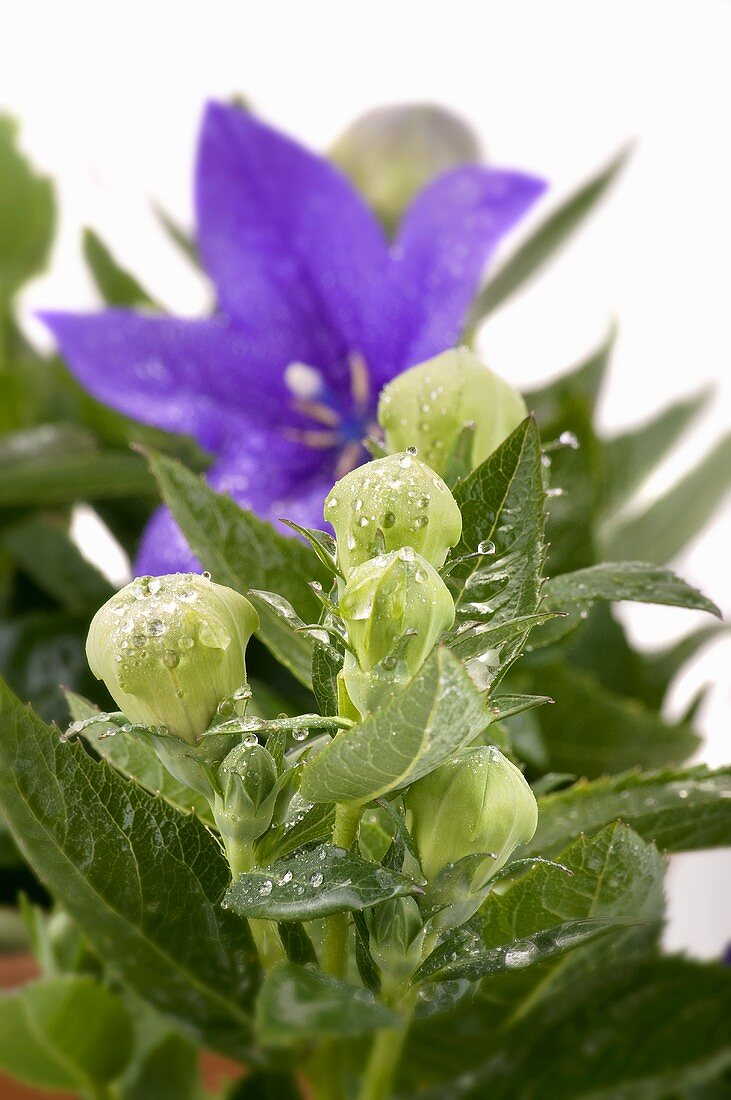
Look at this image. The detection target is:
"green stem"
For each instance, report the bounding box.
[358,1018,411,1100]
[226,838,286,969]
[322,801,362,978]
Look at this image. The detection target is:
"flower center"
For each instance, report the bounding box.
[282,352,376,475]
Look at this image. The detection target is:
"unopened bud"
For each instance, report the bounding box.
[214,742,279,847]
[331,103,481,234]
[366,896,426,985]
[405,746,537,927]
[86,573,258,744]
[324,452,461,579]
[378,348,527,478]
[339,548,454,715]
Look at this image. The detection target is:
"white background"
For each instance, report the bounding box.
[2,0,729,955]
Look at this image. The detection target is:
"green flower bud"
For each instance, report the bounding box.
[405,746,537,927]
[331,104,481,235]
[341,548,454,670]
[378,348,527,478]
[324,452,462,578]
[339,548,454,715]
[86,573,259,745]
[213,743,279,870]
[366,896,426,986]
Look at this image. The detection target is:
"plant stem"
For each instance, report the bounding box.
[358,1020,410,1100]
[322,801,362,978]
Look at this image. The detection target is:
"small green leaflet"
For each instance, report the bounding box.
[300,647,491,804]
[224,844,421,921]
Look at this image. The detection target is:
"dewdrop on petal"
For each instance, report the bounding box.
[86,573,259,744]
[324,452,462,578]
[378,348,527,478]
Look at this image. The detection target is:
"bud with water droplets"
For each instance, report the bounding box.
[339,546,454,715]
[86,573,259,745]
[324,452,462,579]
[213,742,279,875]
[405,745,538,928]
[331,103,481,235]
[378,348,527,479]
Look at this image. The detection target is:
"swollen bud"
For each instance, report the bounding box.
[86,573,259,744]
[213,743,279,874]
[340,547,454,715]
[331,103,481,235]
[405,746,538,928]
[324,452,461,579]
[378,348,527,478]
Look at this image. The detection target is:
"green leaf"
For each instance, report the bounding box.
[65,691,214,825]
[446,417,545,682]
[404,823,666,1091]
[461,958,731,1099]
[225,844,421,921]
[146,450,328,687]
[2,515,114,612]
[227,1070,303,1099]
[255,963,398,1046]
[299,647,490,804]
[311,639,342,717]
[0,116,55,302]
[530,765,731,856]
[0,446,155,506]
[602,388,710,516]
[638,623,728,710]
[528,333,614,574]
[464,147,629,330]
[536,560,720,644]
[0,976,132,1092]
[602,433,731,564]
[153,203,200,267]
[0,679,258,1060]
[117,997,200,1100]
[83,228,156,308]
[446,611,557,665]
[524,659,700,777]
[416,916,627,984]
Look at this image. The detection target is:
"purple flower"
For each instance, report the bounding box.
[41,102,545,573]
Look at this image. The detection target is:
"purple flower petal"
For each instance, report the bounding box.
[39,309,292,452]
[136,505,202,576]
[387,165,547,373]
[196,102,396,393]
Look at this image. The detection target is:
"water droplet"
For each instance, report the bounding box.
[356,516,369,528]
[202,571,212,581]
[352,497,363,512]
[546,487,566,498]
[310,872,324,888]
[327,496,338,509]
[243,733,259,747]
[280,871,293,885]
[559,431,580,449]
[398,547,416,563]
[217,698,234,717]
[179,635,194,650]
[292,728,308,741]
[399,453,413,469]
[412,515,429,529]
[381,511,396,528]
[477,539,496,555]
[132,634,146,648]
[163,650,180,669]
[416,495,430,508]
[148,619,166,637]
[258,880,273,896]
[541,453,552,469]
[346,532,356,550]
